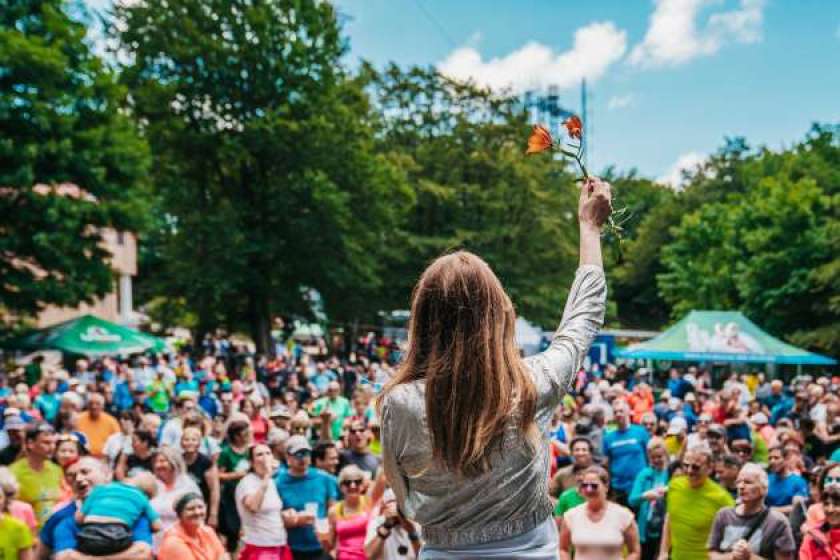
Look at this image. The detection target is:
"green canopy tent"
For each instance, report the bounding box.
[5,314,167,357]
[615,311,836,366]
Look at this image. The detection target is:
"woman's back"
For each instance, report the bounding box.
[380,265,607,548]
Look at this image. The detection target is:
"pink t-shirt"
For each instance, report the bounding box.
[564,502,634,560]
[10,500,37,532]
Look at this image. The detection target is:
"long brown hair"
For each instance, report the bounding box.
[380,251,537,477]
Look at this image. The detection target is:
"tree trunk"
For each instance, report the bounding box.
[248,296,273,357]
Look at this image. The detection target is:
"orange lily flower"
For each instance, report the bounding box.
[564,115,582,140]
[525,124,553,154]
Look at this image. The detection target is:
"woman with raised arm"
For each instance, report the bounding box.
[379,178,611,559]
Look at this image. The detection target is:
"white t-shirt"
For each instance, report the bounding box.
[235,473,287,546]
[102,432,132,468]
[150,474,201,551]
[365,514,419,560]
[563,502,633,560]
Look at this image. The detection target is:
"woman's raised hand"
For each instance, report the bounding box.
[578,178,612,231]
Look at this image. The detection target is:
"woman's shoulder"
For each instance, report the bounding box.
[379,382,424,419]
[607,501,635,523]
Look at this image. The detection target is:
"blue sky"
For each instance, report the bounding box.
[87,0,840,183]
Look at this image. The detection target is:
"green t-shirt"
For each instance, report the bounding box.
[751,430,769,465]
[0,514,33,559]
[147,379,171,413]
[666,475,735,560]
[218,443,249,488]
[311,396,353,440]
[9,458,62,528]
[554,487,585,517]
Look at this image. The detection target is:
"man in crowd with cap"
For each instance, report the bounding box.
[270,404,292,432]
[0,414,26,465]
[275,435,340,560]
[10,422,62,528]
[706,424,729,457]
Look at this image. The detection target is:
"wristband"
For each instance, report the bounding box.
[377,526,391,539]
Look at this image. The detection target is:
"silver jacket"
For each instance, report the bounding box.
[380,265,607,547]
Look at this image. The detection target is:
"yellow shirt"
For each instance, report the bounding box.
[76,411,121,457]
[0,513,33,559]
[9,458,62,528]
[667,475,734,560]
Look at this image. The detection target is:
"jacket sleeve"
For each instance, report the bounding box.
[628,470,647,510]
[526,265,606,402]
[379,392,412,517]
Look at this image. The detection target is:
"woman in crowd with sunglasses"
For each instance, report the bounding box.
[559,465,640,560]
[325,465,371,560]
[235,443,291,560]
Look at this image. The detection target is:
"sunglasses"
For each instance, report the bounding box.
[348,428,365,435]
[683,463,704,473]
[824,476,840,487]
[734,447,752,454]
[578,482,600,491]
[341,479,364,488]
[291,450,311,459]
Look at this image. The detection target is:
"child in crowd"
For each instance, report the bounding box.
[75,471,161,555]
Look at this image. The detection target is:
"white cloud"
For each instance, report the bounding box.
[657,151,707,189]
[608,94,634,110]
[438,21,627,93]
[630,0,765,68]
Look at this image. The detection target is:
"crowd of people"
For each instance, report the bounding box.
[0,338,838,559]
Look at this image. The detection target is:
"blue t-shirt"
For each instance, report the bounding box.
[275,468,340,552]
[81,482,160,526]
[766,472,809,507]
[603,424,650,492]
[831,448,840,463]
[42,501,153,553]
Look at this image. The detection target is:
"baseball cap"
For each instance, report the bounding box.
[667,416,688,436]
[708,424,726,438]
[750,412,769,425]
[684,392,697,402]
[286,435,312,455]
[4,416,25,431]
[269,405,292,419]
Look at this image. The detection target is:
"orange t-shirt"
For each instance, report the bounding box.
[76,412,120,457]
[158,522,226,560]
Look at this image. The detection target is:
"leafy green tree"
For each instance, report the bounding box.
[114,0,411,351]
[658,126,839,355]
[0,0,149,323]
[368,65,581,328]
